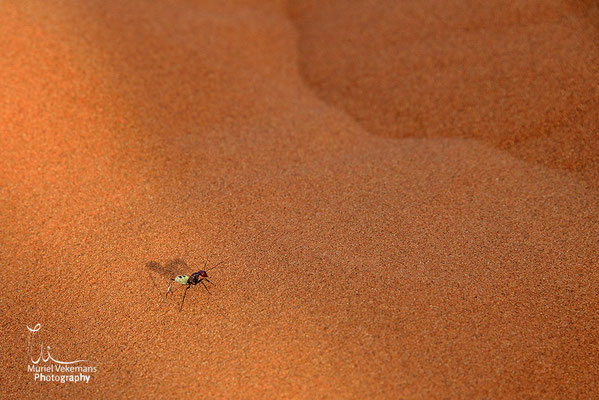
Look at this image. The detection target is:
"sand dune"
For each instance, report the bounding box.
[1,0,598,398]
[290,0,599,185]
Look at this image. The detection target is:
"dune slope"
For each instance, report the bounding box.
[1,0,598,398]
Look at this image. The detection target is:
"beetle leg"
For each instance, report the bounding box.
[180,285,191,310]
[200,280,210,293]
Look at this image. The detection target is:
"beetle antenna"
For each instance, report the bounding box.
[207,260,224,271]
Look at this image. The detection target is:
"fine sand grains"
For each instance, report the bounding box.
[1,0,598,398]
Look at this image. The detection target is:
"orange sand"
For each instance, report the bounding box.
[1,0,598,398]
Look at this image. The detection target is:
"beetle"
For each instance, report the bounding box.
[165,260,222,309]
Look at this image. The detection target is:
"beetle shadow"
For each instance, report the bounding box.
[145,258,190,291]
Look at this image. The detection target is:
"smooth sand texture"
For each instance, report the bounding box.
[1,0,597,398]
